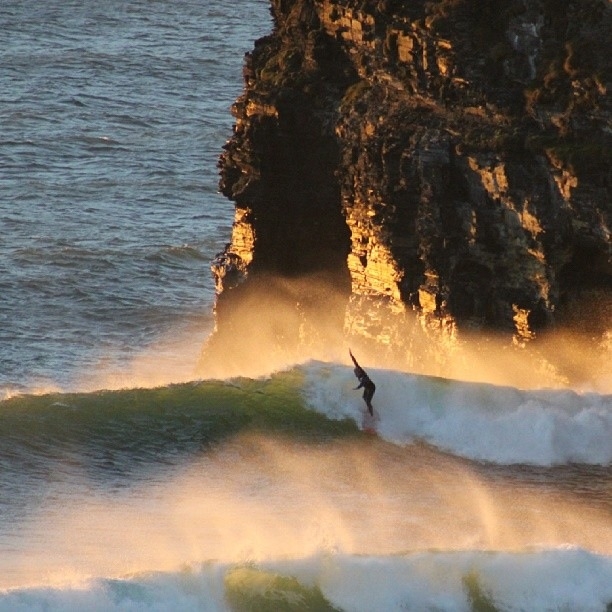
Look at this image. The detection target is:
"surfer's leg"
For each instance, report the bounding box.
[363,382,376,416]
[363,389,374,416]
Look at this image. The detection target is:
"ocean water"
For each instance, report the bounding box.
[1,1,611,611]
[1,0,271,394]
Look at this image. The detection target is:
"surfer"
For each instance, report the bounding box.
[349,349,376,416]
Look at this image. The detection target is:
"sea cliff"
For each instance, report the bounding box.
[202,0,611,385]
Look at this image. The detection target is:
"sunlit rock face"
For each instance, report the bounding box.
[203,0,611,378]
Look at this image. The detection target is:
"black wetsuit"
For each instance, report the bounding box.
[350,350,376,416]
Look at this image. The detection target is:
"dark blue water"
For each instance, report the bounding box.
[0,0,271,392]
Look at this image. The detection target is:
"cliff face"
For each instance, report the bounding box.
[203,0,611,383]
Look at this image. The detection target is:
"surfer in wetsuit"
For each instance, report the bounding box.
[349,349,375,416]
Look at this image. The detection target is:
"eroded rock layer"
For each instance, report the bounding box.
[202,0,611,381]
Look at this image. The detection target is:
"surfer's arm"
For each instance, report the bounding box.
[354,381,364,390]
[349,349,359,368]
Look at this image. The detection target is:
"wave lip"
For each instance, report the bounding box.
[302,361,612,466]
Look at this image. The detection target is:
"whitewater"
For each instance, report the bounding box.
[1,0,610,610]
[1,364,611,609]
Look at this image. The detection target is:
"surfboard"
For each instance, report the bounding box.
[361,409,378,434]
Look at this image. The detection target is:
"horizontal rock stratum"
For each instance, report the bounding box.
[201,0,611,386]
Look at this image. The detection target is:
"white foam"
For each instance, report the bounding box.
[301,361,612,465]
[1,549,610,611]
[303,548,612,612]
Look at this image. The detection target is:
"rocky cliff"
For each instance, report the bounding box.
[201,0,611,386]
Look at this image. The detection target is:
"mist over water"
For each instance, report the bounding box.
[197,273,611,395]
[3,434,610,583]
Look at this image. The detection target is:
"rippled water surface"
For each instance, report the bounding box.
[0,0,272,390]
